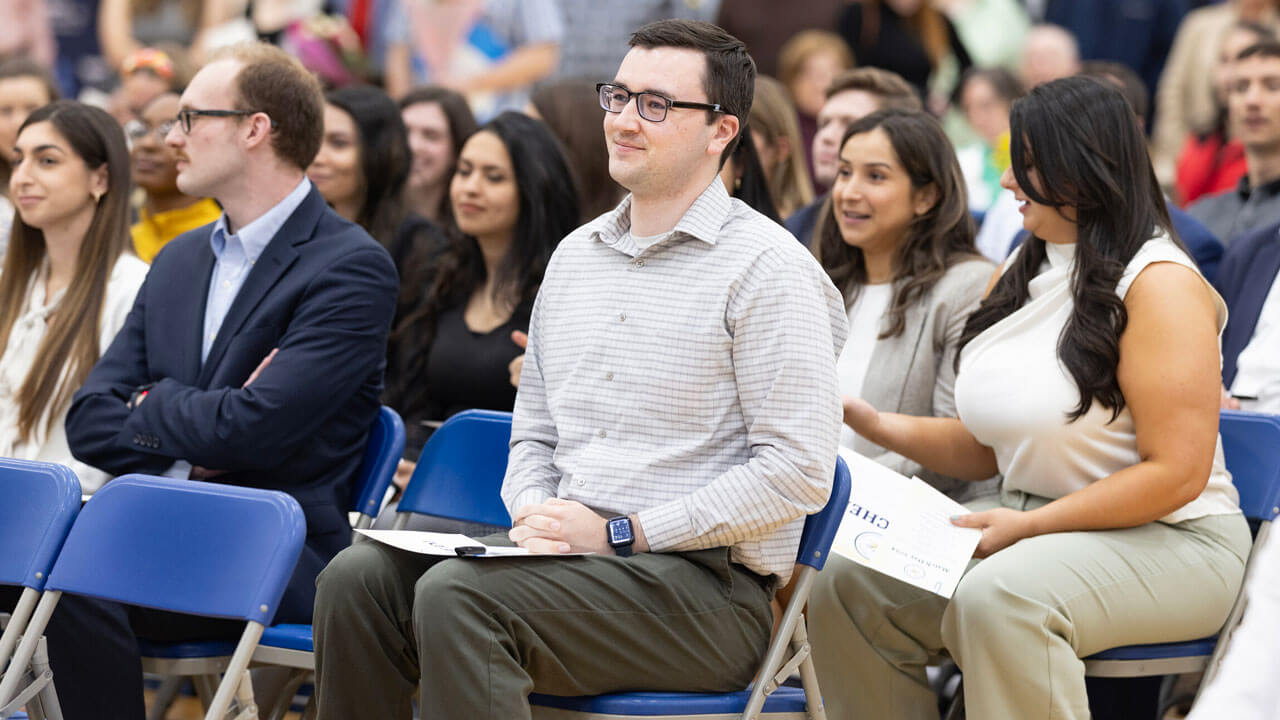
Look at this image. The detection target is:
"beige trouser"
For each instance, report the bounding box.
[808,488,1252,720]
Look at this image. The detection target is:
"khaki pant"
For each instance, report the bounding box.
[808,489,1251,720]
[312,535,774,720]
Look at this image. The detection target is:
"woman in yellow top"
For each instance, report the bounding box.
[126,91,220,262]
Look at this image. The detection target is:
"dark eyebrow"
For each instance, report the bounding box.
[609,81,676,99]
[23,144,66,155]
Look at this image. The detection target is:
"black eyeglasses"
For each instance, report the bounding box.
[596,83,724,123]
[176,108,274,134]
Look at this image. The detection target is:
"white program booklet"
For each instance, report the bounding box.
[356,529,592,557]
[832,447,983,598]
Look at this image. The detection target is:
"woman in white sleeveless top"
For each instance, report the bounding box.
[809,76,1250,719]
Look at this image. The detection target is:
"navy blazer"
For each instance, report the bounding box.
[66,186,398,621]
[1214,219,1280,388]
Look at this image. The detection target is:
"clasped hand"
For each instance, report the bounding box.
[951,508,1036,558]
[509,498,611,554]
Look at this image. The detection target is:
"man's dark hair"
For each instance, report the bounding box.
[1080,60,1148,121]
[1238,39,1280,62]
[629,19,756,162]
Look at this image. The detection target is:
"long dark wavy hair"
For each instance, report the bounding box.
[956,76,1182,421]
[387,112,579,410]
[324,86,411,246]
[814,109,981,339]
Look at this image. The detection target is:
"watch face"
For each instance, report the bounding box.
[607,517,633,545]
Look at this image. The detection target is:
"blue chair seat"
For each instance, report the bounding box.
[137,639,238,659]
[1086,637,1216,661]
[528,687,808,715]
[258,624,313,652]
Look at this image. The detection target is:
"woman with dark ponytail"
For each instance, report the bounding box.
[809,76,1249,719]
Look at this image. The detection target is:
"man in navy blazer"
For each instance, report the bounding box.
[1215,218,1280,393]
[56,43,397,720]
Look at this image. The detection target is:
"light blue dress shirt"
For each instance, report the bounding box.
[202,178,312,362]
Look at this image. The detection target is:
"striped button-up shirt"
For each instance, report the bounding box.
[502,178,848,582]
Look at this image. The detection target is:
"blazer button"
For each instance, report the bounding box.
[133,434,141,444]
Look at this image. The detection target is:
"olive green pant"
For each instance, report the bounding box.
[808,489,1251,720]
[312,536,774,720]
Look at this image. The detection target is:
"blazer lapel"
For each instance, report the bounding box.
[196,188,325,385]
[862,297,928,413]
[182,243,216,383]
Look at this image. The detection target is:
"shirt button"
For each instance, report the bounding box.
[222,281,231,288]
[618,313,626,322]
[605,372,614,381]
[598,429,607,439]
[633,259,644,267]
[576,478,586,486]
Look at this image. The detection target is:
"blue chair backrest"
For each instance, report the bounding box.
[45,475,305,625]
[796,456,850,571]
[1220,410,1280,525]
[0,459,80,591]
[349,406,406,518]
[399,409,513,528]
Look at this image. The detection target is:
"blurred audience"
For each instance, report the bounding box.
[1153,0,1279,190]
[750,75,813,220]
[932,0,1029,69]
[0,0,57,67]
[0,100,146,493]
[385,111,577,484]
[530,79,622,223]
[954,67,1020,220]
[311,84,446,325]
[109,45,183,128]
[786,66,921,246]
[776,29,853,185]
[0,58,59,260]
[715,0,843,77]
[1020,23,1080,89]
[97,0,206,72]
[399,85,478,230]
[383,0,563,118]
[1189,40,1280,246]
[1175,20,1275,206]
[837,0,972,107]
[555,0,717,80]
[127,91,220,262]
[814,108,993,500]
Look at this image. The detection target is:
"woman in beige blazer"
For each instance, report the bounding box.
[813,108,994,501]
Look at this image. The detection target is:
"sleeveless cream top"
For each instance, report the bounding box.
[954,234,1240,523]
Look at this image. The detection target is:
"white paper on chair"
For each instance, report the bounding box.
[356,529,591,557]
[831,447,982,598]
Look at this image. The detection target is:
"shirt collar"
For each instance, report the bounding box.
[1235,173,1280,200]
[210,177,311,261]
[589,177,733,252]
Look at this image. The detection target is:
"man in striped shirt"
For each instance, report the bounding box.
[313,19,847,719]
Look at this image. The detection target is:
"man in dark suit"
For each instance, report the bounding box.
[1214,217,1280,409]
[54,42,397,720]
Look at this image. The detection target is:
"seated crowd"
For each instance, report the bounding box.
[2,3,1280,719]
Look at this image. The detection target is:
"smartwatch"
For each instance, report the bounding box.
[606,515,635,557]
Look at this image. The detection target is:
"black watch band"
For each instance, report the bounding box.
[606,515,634,557]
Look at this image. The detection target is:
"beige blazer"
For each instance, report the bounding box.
[852,257,998,501]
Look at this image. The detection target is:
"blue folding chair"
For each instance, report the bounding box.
[0,476,304,720]
[943,410,1280,719]
[0,459,81,720]
[246,409,514,718]
[141,406,405,720]
[527,456,850,720]
[350,406,406,532]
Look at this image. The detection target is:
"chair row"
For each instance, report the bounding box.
[5,409,1280,719]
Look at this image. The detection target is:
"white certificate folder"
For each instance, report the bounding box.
[831,448,982,598]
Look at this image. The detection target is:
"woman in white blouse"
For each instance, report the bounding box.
[0,100,147,493]
[810,77,1250,719]
[813,109,992,501]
